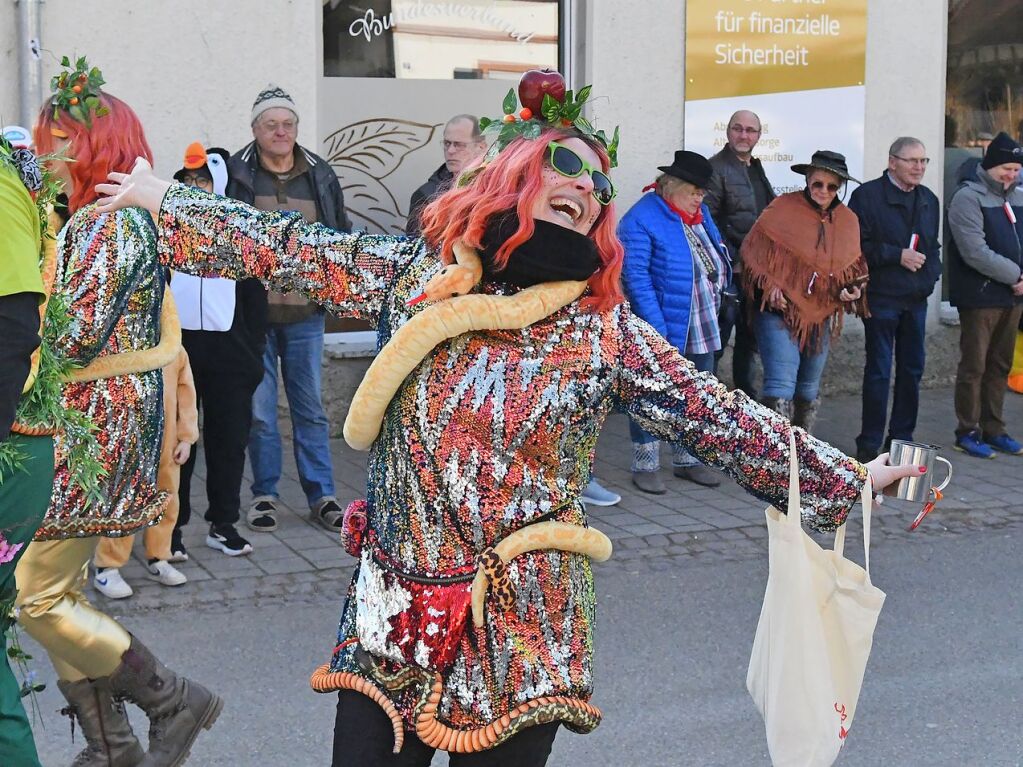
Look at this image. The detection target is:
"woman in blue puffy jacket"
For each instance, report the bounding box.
[618,150,731,494]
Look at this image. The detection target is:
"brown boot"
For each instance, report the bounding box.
[792,397,821,435]
[107,637,222,767]
[57,678,145,767]
[759,396,792,420]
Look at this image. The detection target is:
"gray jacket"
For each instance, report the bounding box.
[705,145,775,265]
[947,165,1023,308]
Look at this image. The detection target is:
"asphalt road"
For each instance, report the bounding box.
[27,524,1022,767]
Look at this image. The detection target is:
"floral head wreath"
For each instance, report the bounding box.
[49,55,109,129]
[477,70,620,168]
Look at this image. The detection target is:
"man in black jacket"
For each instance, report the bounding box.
[848,137,942,462]
[405,114,485,237]
[706,110,775,398]
[228,84,351,536]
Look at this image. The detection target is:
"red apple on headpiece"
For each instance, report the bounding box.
[518,69,567,115]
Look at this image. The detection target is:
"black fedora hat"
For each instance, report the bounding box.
[658,150,713,188]
[790,150,859,184]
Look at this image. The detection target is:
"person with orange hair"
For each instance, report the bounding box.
[97,79,921,766]
[14,57,221,766]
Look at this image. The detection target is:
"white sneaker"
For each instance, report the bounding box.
[146,559,188,587]
[93,567,133,599]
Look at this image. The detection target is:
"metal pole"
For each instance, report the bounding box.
[16,0,44,128]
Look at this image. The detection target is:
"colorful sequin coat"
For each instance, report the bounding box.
[157,185,867,736]
[35,205,167,540]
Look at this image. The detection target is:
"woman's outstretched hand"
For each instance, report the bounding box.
[95,157,171,216]
[863,452,924,498]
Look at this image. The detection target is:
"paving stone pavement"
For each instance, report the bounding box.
[100,386,1023,613]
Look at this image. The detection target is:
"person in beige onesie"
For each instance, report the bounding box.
[93,347,198,597]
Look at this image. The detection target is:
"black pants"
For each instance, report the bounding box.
[177,353,259,531]
[332,691,559,767]
[716,279,759,398]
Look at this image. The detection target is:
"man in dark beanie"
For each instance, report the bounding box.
[947,131,1023,458]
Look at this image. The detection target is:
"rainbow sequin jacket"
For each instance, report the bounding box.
[157,184,867,734]
[37,205,167,540]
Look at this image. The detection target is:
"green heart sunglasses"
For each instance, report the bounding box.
[546,142,617,206]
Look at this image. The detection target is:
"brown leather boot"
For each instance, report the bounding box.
[57,678,145,767]
[107,637,222,767]
[792,397,821,435]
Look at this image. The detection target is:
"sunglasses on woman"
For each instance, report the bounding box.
[810,180,842,193]
[546,142,617,206]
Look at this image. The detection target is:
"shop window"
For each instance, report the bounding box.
[323,0,563,79]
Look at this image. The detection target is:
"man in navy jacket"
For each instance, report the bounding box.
[848,137,941,462]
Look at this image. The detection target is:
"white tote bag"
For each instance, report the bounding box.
[747,433,886,767]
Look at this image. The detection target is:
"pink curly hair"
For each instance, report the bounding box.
[419,127,625,313]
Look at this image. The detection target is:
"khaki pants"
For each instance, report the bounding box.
[94,441,180,567]
[954,305,1023,437]
[14,537,132,682]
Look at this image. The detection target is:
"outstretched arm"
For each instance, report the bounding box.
[97,159,417,323]
[613,309,920,531]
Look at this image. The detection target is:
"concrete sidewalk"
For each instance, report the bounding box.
[102,386,1023,612]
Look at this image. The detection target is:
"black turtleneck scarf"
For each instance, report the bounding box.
[479,213,601,288]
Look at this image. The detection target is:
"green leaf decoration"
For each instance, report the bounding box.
[541,94,560,122]
[576,85,592,104]
[575,116,594,135]
[522,120,543,140]
[95,106,110,117]
[478,116,492,131]
[502,88,517,116]
[498,121,521,146]
[60,55,70,66]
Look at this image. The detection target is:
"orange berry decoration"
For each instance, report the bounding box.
[502,114,516,123]
[72,85,82,93]
[78,73,88,82]
[69,97,79,105]
[519,107,533,120]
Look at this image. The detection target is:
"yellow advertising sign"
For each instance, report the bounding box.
[686,0,866,100]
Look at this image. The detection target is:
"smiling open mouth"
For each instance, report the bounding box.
[550,197,582,225]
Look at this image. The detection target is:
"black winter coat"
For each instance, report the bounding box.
[405,164,453,237]
[706,145,775,264]
[847,171,942,309]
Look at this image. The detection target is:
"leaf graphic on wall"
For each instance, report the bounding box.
[338,167,407,236]
[323,119,440,234]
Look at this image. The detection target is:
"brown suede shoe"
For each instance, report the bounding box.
[631,470,666,495]
[673,464,721,488]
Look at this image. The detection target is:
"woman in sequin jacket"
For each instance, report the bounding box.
[14,80,223,766]
[96,127,920,767]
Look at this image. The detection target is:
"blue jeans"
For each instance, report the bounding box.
[754,311,830,401]
[249,312,335,505]
[857,301,927,453]
[630,351,715,471]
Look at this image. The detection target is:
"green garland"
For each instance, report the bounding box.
[0,142,105,505]
[479,85,620,168]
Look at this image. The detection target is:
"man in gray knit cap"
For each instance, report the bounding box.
[226,83,351,540]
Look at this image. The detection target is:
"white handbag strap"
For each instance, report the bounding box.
[786,430,802,526]
[833,473,874,577]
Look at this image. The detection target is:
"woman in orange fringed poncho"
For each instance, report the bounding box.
[742,150,869,433]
